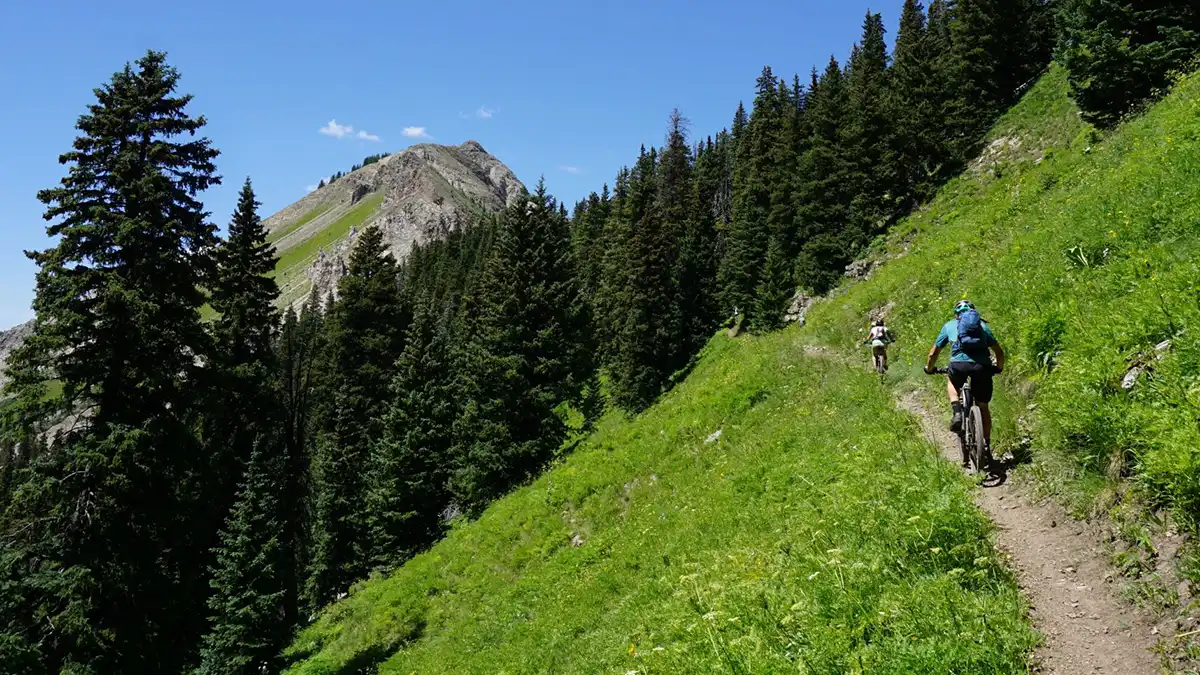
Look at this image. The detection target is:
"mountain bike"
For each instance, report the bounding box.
[867,340,889,378]
[931,368,989,473]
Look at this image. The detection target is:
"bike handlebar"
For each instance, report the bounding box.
[926,365,1002,375]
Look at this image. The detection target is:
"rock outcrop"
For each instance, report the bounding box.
[264,140,524,306]
[0,320,33,392]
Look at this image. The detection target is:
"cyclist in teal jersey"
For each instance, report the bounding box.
[924,300,1006,449]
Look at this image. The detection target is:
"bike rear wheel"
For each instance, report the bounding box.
[969,405,987,473]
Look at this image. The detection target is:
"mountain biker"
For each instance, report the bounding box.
[923,300,1005,455]
[863,319,894,372]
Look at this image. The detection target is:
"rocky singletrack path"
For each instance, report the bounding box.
[897,390,1163,674]
[802,345,1164,673]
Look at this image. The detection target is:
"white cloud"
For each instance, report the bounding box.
[357,130,381,142]
[558,165,583,175]
[319,119,353,139]
[403,126,431,139]
[459,105,495,120]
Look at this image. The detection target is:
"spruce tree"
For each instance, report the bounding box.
[594,168,633,366]
[275,300,324,627]
[570,187,611,301]
[657,109,696,371]
[719,67,778,322]
[889,0,948,205]
[947,0,1052,155]
[750,78,800,332]
[195,177,289,672]
[677,136,722,358]
[365,300,455,569]
[795,58,854,294]
[195,440,288,675]
[0,50,220,673]
[844,12,894,242]
[202,178,282,560]
[451,182,587,508]
[606,146,677,411]
[1058,0,1200,126]
[306,225,406,609]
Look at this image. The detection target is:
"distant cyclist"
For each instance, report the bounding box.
[863,319,894,372]
[923,300,1006,453]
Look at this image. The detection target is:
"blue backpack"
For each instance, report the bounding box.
[954,309,990,361]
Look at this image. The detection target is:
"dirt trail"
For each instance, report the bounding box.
[897,390,1163,674]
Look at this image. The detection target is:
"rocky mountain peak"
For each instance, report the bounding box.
[264,140,524,307]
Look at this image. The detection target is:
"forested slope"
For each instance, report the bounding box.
[283,53,1200,675]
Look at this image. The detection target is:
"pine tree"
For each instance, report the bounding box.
[889,0,948,205]
[947,0,1052,155]
[795,58,855,294]
[676,137,722,358]
[451,182,587,508]
[195,440,288,675]
[275,300,324,627]
[570,187,611,301]
[0,50,221,673]
[306,225,406,609]
[203,178,281,544]
[719,67,778,322]
[606,147,678,411]
[657,109,697,371]
[594,169,632,366]
[844,12,894,242]
[750,78,801,332]
[1058,0,1200,126]
[365,301,455,569]
[194,177,288,672]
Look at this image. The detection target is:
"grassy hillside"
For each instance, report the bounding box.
[806,64,1200,549]
[284,331,1033,674]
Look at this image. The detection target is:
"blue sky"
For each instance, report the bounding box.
[0,0,906,328]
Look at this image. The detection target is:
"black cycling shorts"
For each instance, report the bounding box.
[948,361,994,404]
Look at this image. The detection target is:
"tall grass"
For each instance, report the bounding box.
[284,330,1034,674]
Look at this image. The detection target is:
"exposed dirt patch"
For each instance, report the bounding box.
[898,390,1164,674]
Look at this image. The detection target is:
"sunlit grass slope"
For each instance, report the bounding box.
[284,330,1034,674]
[268,203,334,245]
[806,64,1200,533]
[273,193,385,305]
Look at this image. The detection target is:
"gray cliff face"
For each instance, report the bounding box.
[0,320,33,392]
[265,140,524,306]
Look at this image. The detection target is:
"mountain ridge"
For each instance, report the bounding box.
[0,141,523,389]
[266,139,524,307]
